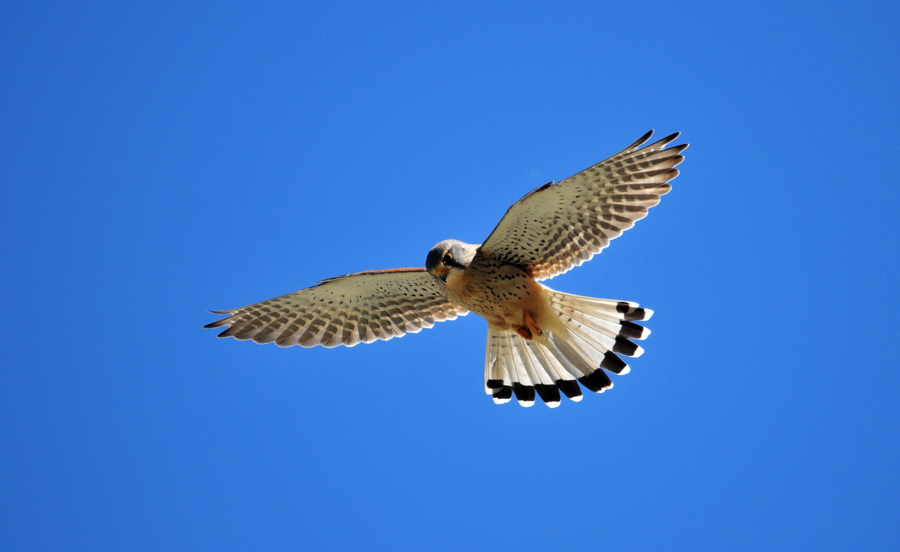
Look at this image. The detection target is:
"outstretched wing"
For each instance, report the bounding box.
[478,130,687,281]
[204,268,468,348]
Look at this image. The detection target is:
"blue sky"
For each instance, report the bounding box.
[2,1,899,550]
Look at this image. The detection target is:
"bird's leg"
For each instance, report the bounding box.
[524,311,543,337]
[513,312,542,340]
[513,325,533,340]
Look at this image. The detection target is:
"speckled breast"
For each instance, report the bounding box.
[443,257,542,328]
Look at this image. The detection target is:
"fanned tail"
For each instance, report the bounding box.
[483,289,652,408]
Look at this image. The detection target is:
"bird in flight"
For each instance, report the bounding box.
[205,130,687,407]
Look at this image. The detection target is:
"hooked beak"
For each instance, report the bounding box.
[435,266,449,282]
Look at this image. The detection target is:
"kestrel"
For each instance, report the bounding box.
[205,130,687,407]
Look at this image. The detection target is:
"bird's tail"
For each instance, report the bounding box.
[484,289,652,407]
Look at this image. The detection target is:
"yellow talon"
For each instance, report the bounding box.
[525,312,542,336]
[514,325,533,340]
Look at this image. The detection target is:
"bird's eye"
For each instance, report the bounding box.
[442,253,453,265]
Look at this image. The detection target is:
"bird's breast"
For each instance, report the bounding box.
[444,261,546,329]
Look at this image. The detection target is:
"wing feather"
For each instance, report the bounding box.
[478,131,687,280]
[204,269,467,348]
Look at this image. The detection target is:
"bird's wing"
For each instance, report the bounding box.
[204,268,468,348]
[478,130,687,281]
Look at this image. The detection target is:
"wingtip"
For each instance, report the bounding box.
[203,317,231,329]
[556,380,582,401]
[204,310,234,329]
[645,131,682,151]
[600,351,629,375]
[629,129,655,150]
[492,386,513,404]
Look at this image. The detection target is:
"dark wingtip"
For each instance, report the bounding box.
[204,310,234,329]
[203,317,231,329]
[617,302,650,321]
[512,383,536,404]
[492,386,513,401]
[534,384,561,405]
[486,379,505,389]
[600,351,628,374]
[556,380,582,400]
[618,321,646,340]
[629,130,654,150]
[612,336,639,357]
[625,308,648,321]
[578,370,613,393]
[653,131,681,149]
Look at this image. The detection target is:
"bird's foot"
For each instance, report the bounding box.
[513,313,542,340]
[525,312,543,337]
[513,325,533,340]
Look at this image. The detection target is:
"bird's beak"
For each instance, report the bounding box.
[435,266,449,282]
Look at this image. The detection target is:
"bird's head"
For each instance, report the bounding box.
[426,239,476,283]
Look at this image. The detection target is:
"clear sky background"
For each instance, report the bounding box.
[2,1,899,550]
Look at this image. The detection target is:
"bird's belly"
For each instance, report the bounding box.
[445,265,546,329]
